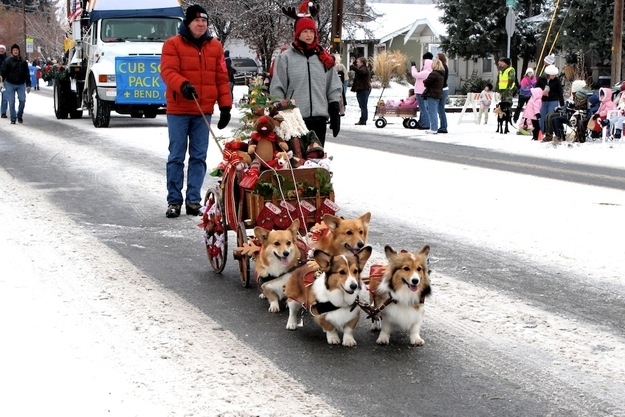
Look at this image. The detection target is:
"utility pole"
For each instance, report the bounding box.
[22,0,27,60]
[611,0,623,84]
[331,0,344,53]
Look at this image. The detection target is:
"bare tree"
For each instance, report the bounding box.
[0,0,64,61]
[177,0,376,71]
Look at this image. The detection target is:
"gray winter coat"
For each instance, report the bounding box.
[270,46,342,119]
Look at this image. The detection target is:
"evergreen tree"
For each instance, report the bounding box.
[435,0,542,67]
[554,0,614,65]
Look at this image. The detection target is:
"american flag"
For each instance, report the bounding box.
[69,0,82,23]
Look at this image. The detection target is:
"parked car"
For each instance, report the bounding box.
[231,57,261,85]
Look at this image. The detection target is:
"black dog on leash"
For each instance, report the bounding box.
[494,102,514,134]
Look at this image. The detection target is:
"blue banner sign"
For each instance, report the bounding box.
[115,56,165,105]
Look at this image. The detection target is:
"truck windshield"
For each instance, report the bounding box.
[101,18,180,42]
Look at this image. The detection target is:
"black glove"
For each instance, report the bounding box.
[535,113,541,120]
[181,82,197,100]
[328,101,340,137]
[217,107,231,129]
[410,61,416,67]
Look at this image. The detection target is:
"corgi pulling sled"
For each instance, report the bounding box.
[197,82,433,346]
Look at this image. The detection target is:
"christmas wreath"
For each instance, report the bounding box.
[42,64,69,82]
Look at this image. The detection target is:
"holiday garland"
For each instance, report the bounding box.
[42,64,69,82]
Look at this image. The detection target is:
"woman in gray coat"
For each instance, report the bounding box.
[270,15,342,146]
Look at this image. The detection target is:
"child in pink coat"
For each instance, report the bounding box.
[523,86,544,140]
[399,88,417,107]
[597,87,616,119]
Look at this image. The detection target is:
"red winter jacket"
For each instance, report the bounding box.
[160,26,232,115]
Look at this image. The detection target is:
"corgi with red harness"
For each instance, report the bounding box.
[313,212,371,256]
[368,245,432,346]
[284,247,372,346]
[254,219,303,313]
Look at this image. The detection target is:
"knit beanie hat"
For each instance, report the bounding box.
[525,67,534,74]
[545,64,559,75]
[185,4,208,26]
[544,54,555,65]
[422,52,433,60]
[0,44,5,51]
[294,17,317,39]
[571,80,586,93]
[499,57,511,66]
[10,43,20,53]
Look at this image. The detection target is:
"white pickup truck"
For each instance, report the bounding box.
[55,0,184,127]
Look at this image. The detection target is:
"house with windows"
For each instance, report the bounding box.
[343,0,497,94]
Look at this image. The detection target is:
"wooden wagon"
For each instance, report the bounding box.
[200,167,336,287]
[373,101,419,129]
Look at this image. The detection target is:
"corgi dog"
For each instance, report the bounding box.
[369,245,432,346]
[254,219,302,313]
[315,212,371,256]
[284,247,372,346]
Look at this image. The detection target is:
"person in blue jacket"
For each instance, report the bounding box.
[28,62,39,91]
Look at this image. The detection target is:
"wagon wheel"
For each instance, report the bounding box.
[407,118,419,129]
[203,190,228,273]
[234,221,252,287]
[375,118,387,128]
[402,118,410,129]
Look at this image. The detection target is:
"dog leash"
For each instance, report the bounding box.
[193,95,224,154]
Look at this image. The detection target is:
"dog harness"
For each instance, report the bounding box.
[256,263,302,286]
[292,269,360,316]
[309,297,360,316]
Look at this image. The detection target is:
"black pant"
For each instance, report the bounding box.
[552,115,569,139]
[531,119,540,140]
[513,95,530,122]
[304,116,328,147]
[544,111,561,136]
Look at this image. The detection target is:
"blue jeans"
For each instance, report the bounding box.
[540,100,559,133]
[166,114,211,206]
[356,89,371,124]
[426,97,440,131]
[1,87,7,115]
[417,93,428,128]
[437,88,449,130]
[4,82,26,121]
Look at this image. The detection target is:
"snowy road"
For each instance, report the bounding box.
[1,88,624,416]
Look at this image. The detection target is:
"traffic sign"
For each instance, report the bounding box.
[505,8,516,37]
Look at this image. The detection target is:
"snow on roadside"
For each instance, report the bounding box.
[2,84,625,414]
[0,168,340,417]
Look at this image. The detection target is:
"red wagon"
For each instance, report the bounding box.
[200,166,335,287]
[373,101,419,129]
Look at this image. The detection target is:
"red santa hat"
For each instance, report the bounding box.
[297,1,313,17]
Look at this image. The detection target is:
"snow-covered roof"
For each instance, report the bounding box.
[347,2,447,43]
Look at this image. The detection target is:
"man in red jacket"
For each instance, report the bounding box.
[160,4,232,218]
